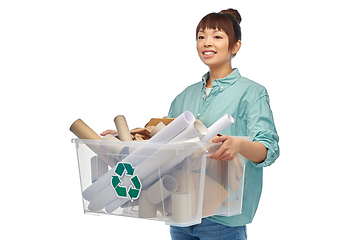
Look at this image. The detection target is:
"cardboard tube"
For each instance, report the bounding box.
[146,175,178,205]
[150,122,166,137]
[114,115,133,142]
[70,119,117,167]
[169,120,207,144]
[70,119,102,140]
[138,190,157,218]
[171,193,192,224]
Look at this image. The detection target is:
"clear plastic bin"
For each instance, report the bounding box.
[72,137,248,227]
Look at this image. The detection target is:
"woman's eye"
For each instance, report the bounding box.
[198,36,205,40]
[215,36,222,39]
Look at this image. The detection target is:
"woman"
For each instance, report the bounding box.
[167,9,279,239]
[101,8,279,239]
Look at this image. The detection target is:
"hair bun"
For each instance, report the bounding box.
[220,8,241,24]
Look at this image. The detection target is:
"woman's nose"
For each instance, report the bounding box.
[204,38,212,47]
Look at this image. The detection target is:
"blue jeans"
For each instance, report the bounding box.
[170,219,247,240]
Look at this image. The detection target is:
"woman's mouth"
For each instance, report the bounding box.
[203,51,216,58]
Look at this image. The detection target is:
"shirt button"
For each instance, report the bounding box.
[221,86,223,89]
[197,113,200,117]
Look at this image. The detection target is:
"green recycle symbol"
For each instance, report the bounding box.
[111,162,142,201]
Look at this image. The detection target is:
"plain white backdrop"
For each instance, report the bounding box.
[1,1,359,239]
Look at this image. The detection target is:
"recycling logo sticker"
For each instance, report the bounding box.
[111,162,142,201]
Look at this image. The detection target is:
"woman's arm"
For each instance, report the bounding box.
[210,135,267,163]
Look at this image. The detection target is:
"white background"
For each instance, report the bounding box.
[1,0,359,239]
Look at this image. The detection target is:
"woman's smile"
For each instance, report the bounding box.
[203,50,217,58]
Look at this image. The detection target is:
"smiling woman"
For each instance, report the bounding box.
[168,8,279,240]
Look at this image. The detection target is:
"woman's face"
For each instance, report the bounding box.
[196,28,233,68]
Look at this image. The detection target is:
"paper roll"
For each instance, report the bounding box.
[171,193,192,224]
[138,190,157,218]
[150,122,166,137]
[149,111,195,143]
[201,114,234,143]
[70,119,102,140]
[169,120,207,144]
[88,184,117,212]
[114,115,133,142]
[70,119,117,167]
[146,175,178,205]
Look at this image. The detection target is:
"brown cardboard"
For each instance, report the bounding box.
[145,117,175,128]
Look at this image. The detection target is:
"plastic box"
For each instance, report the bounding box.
[72,137,248,227]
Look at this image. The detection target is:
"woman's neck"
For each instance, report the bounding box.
[206,65,234,88]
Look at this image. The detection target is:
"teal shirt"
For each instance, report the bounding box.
[168,68,280,227]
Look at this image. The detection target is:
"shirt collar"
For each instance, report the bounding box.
[201,68,240,92]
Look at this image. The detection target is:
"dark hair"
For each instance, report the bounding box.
[196,9,242,52]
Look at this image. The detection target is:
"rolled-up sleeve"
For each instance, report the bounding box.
[247,92,280,168]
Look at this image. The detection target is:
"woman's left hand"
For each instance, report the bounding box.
[209,135,242,161]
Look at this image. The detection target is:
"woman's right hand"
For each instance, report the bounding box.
[100,129,117,136]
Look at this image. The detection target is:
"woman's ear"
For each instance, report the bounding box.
[232,40,242,55]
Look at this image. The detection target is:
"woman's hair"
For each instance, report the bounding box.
[196,9,242,52]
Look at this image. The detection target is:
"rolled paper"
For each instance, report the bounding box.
[149,111,195,143]
[150,121,166,137]
[91,156,109,183]
[83,111,195,209]
[83,167,116,201]
[138,190,157,218]
[171,193,192,224]
[146,175,178,205]
[70,119,102,140]
[170,170,202,218]
[88,184,117,212]
[169,120,207,144]
[70,119,117,167]
[201,114,234,143]
[114,115,133,142]
[171,170,190,193]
